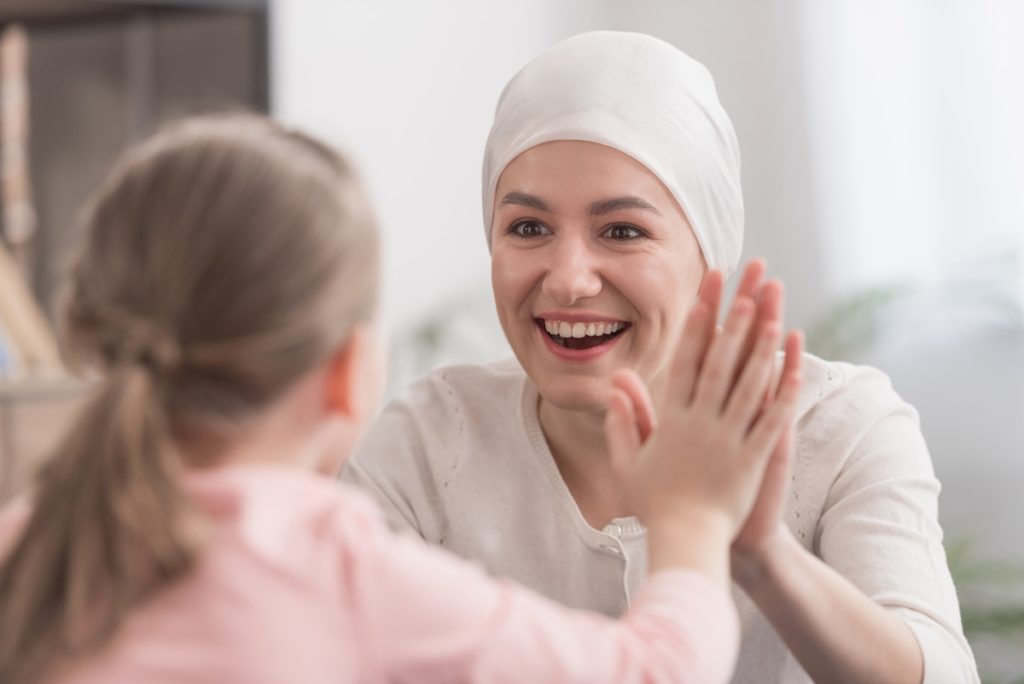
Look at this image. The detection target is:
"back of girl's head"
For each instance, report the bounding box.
[66,113,378,437]
[0,113,378,684]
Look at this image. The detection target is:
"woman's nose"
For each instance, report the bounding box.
[541,234,602,306]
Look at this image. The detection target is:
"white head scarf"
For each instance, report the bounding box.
[482,31,744,275]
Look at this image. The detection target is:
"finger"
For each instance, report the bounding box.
[756,424,795,509]
[665,295,718,405]
[697,267,725,314]
[692,294,757,413]
[662,267,740,409]
[611,369,657,442]
[754,313,798,420]
[735,279,783,389]
[736,259,767,303]
[730,260,767,370]
[753,280,784,359]
[694,268,724,374]
[774,328,802,400]
[604,388,642,478]
[665,269,722,402]
[723,319,782,431]
[745,331,803,458]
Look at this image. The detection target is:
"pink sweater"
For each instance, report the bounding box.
[0,465,738,683]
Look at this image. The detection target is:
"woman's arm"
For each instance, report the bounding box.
[735,526,926,684]
[732,394,978,684]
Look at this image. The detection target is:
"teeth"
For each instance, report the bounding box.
[542,319,627,338]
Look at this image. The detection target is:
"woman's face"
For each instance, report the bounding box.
[491,140,705,412]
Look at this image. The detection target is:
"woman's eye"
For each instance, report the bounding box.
[604,224,646,241]
[508,220,551,238]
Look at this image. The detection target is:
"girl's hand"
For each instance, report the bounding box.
[604,263,803,577]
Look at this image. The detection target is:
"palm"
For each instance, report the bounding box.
[732,426,792,559]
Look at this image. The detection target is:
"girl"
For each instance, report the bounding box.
[0,113,801,683]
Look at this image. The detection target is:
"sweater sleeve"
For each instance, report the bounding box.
[815,371,979,684]
[342,499,740,684]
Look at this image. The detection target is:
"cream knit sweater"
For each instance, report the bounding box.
[343,354,978,683]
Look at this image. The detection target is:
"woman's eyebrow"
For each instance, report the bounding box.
[588,196,661,216]
[500,192,660,216]
[500,191,552,212]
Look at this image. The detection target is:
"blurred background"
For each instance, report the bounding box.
[0,0,1021,680]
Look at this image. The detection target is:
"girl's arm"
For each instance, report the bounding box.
[351,513,739,684]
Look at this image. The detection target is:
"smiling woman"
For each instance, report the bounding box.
[343,31,979,684]
[490,141,703,410]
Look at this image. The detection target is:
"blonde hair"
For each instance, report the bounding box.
[0,113,378,683]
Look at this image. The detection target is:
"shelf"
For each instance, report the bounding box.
[0,0,267,24]
[0,374,92,504]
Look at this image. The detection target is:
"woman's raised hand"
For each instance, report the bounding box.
[603,262,803,581]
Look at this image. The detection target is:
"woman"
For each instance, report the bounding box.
[343,31,978,683]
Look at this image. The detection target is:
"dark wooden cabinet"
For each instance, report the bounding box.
[0,1,268,502]
[2,0,269,313]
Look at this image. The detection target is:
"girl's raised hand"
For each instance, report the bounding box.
[604,264,803,580]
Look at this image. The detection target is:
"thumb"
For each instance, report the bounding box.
[611,368,657,442]
[605,388,642,479]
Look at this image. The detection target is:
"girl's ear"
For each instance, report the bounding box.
[316,324,385,478]
[325,323,385,422]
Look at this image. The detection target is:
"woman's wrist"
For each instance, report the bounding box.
[646,507,734,585]
[731,524,802,593]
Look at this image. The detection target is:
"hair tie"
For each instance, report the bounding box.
[103,320,183,376]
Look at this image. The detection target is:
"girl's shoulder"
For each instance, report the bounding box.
[185,465,393,575]
[186,465,375,536]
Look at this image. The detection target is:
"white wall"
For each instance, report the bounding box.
[271,0,827,336]
[273,0,615,337]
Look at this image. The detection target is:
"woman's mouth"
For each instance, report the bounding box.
[536,318,631,351]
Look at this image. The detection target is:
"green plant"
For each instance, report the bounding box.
[946,537,1024,684]
[804,284,910,360]
[803,249,1024,682]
